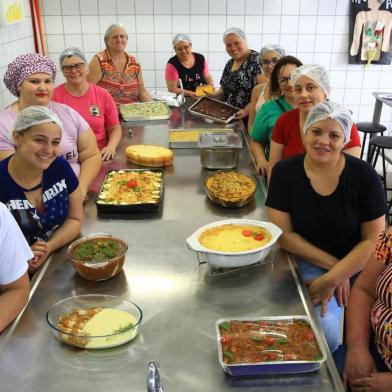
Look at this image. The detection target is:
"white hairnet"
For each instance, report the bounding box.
[291,64,331,97]
[304,101,353,144]
[59,47,87,67]
[223,27,246,42]
[11,106,62,141]
[258,45,286,62]
[173,33,191,48]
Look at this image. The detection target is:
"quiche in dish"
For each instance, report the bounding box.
[205,170,256,207]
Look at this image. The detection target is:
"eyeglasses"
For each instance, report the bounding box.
[278,77,291,86]
[260,58,280,66]
[62,63,85,73]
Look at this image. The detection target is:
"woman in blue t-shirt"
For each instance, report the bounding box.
[0,106,83,273]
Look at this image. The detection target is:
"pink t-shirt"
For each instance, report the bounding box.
[52,83,119,149]
[0,102,89,177]
[165,57,210,81]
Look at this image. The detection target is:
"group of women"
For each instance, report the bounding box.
[0,22,391,390]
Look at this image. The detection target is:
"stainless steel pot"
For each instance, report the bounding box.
[198,132,242,169]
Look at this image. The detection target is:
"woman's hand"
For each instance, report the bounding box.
[335,278,350,307]
[306,274,336,316]
[351,372,392,392]
[234,109,248,119]
[29,241,52,272]
[101,145,116,161]
[343,346,377,390]
[256,158,268,177]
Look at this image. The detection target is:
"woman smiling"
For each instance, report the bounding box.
[213,27,263,120]
[165,33,213,99]
[267,64,361,182]
[0,106,83,274]
[266,101,386,355]
[53,48,121,161]
[88,23,151,105]
[0,53,101,200]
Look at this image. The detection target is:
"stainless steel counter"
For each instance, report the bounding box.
[0,105,344,391]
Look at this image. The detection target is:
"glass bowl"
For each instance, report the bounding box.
[68,233,128,281]
[46,294,142,349]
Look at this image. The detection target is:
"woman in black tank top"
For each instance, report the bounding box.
[165,33,214,99]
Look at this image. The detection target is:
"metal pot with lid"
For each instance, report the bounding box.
[197,132,242,169]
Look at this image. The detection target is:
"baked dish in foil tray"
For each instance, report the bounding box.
[188,96,239,124]
[216,316,326,376]
[119,102,172,121]
[96,169,163,213]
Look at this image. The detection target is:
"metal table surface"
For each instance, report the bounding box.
[0,104,344,392]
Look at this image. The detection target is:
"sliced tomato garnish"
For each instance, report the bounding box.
[253,233,265,241]
[242,229,253,237]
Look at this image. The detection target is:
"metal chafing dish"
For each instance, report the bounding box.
[169,128,234,149]
[197,132,242,169]
[188,96,239,124]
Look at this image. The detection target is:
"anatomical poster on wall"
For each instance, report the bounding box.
[350,0,392,65]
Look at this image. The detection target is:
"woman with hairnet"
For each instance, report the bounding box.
[88,23,152,105]
[0,106,83,274]
[165,33,214,99]
[247,44,286,131]
[250,55,302,177]
[53,48,121,161]
[0,53,101,200]
[213,27,263,120]
[266,101,386,359]
[267,64,361,181]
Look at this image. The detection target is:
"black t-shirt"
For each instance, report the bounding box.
[266,154,386,259]
[168,52,206,91]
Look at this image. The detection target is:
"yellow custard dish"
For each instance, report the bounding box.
[57,307,139,349]
[199,224,272,252]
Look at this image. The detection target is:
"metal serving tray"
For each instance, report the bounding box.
[188,96,239,124]
[95,169,164,214]
[169,128,234,149]
[119,102,172,122]
[216,315,327,376]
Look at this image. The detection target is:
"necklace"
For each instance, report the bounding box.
[19,182,42,192]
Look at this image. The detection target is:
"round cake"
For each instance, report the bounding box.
[125,144,174,167]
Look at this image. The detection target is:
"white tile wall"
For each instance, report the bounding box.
[1,0,392,128]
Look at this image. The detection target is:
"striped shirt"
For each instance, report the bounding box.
[371,230,392,371]
[95,49,140,106]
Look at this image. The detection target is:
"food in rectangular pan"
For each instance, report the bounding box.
[97,170,162,205]
[219,319,322,364]
[190,98,238,121]
[169,129,233,143]
[120,102,171,119]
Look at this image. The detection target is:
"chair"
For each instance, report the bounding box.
[356,122,386,160]
[368,135,392,223]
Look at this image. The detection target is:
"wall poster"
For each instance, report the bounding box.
[350,0,392,65]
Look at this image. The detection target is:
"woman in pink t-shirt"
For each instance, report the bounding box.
[53,48,121,161]
[0,53,101,199]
